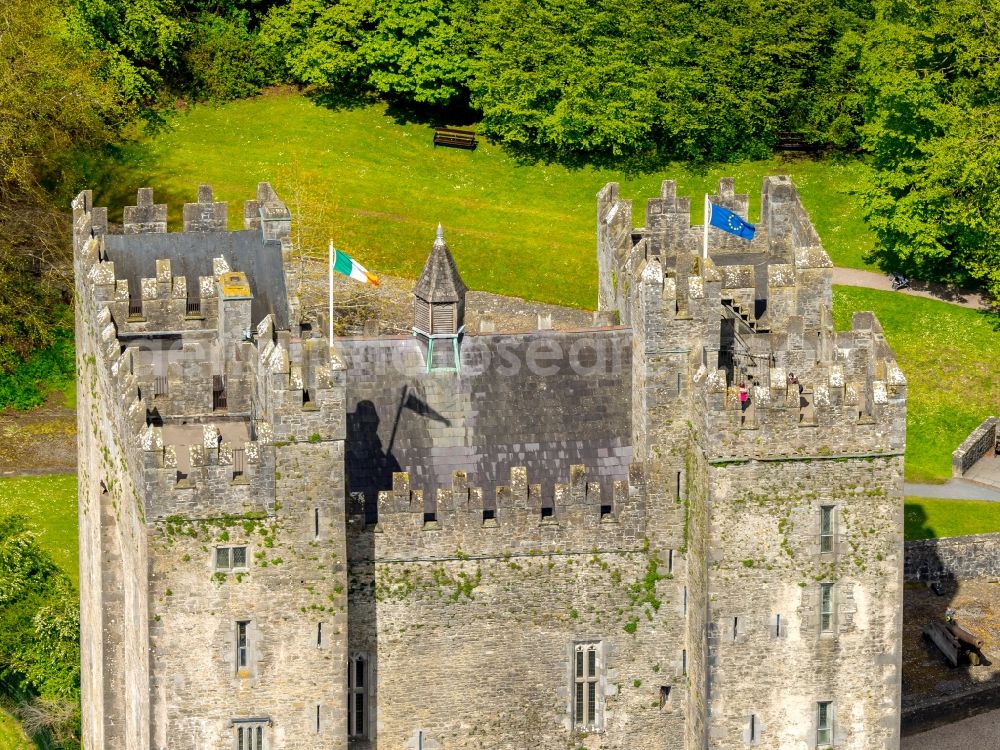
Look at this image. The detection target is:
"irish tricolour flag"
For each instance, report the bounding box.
[330,242,379,287]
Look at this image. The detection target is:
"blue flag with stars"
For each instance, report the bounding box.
[709,202,756,241]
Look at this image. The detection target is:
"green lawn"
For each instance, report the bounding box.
[91,95,994,482]
[905,498,1000,540]
[0,475,78,587]
[0,706,31,750]
[95,93,874,310]
[832,287,1000,484]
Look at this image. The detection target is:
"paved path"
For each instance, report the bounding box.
[905,480,1000,501]
[903,706,1000,750]
[831,267,992,311]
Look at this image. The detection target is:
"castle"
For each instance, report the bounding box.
[73,176,906,750]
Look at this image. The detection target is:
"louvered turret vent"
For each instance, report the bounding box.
[413,225,467,370]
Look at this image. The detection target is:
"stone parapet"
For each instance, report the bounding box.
[952,417,998,476]
[359,464,648,559]
[905,532,1000,581]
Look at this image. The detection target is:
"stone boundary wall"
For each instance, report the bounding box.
[904,532,1000,581]
[952,416,998,476]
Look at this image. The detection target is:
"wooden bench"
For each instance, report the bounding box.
[433,128,477,150]
[775,131,821,153]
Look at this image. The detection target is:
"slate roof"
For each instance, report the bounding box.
[338,328,633,511]
[412,226,467,304]
[103,230,289,329]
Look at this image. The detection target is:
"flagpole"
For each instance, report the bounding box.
[703,195,709,260]
[328,239,334,343]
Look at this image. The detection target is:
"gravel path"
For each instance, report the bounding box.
[831,268,993,311]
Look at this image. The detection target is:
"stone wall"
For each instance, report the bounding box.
[952,417,998,476]
[347,480,687,749]
[146,440,349,750]
[904,533,1000,582]
[74,191,152,750]
[703,456,904,750]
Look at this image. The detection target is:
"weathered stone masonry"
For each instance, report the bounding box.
[76,175,904,750]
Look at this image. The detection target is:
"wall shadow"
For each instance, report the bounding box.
[902,503,1000,737]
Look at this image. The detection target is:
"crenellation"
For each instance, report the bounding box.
[124,188,168,234]
[182,185,228,232]
[75,174,903,750]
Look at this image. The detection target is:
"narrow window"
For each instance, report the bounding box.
[820,506,834,553]
[733,616,739,641]
[676,471,682,503]
[315,508,320,539]
[683,586,688,616]
[234,723,265,750]
[677,371,683,395]
[749,713,758,742]
[776,614,781,638]
[668,549,674,574]
[348,655,368,738]
[659,685,671,708]
[816,701,832,746]
[820,584,834,633]
[236,621,249,671]
[682,649,687,675]
[573,643,601,729]
[317,623,322,647]
[316,704,321,733]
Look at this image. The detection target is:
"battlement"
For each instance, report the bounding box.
[138,420,275,521]
[72,183,345,517]
[695,310,906,460]
[353,464,649,558]
[598,177,833,333]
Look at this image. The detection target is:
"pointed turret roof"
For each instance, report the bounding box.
[413,224,467,304]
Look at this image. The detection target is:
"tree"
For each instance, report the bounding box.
[0,0,121,373]
[470,0,687,157]
[260,0,374,91]
[859,0,1000,299]
[0,516,80,747]
[361,0,478,106]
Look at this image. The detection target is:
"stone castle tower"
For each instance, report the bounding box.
[73,176,905,750]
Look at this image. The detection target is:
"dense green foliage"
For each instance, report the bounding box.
[0,323,75,412]
[258,0,873,160]
[0,0,121,377]
[858,0,1000,300]
[0,516,80,748]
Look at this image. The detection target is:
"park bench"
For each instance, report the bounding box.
[775,131,821,153]
[433,128,477,150]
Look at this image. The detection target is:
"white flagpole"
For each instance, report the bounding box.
[703,195,710,260]
[328,239,334,343]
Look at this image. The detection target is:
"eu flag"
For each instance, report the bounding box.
[709,202,756,241]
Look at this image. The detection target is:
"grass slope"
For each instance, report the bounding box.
[98,94,874,311]
[94,95,995,481]
[905,499,1000,540]
[0,475,78,586]
[0,707,32,750]
[832,287,1000,483]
